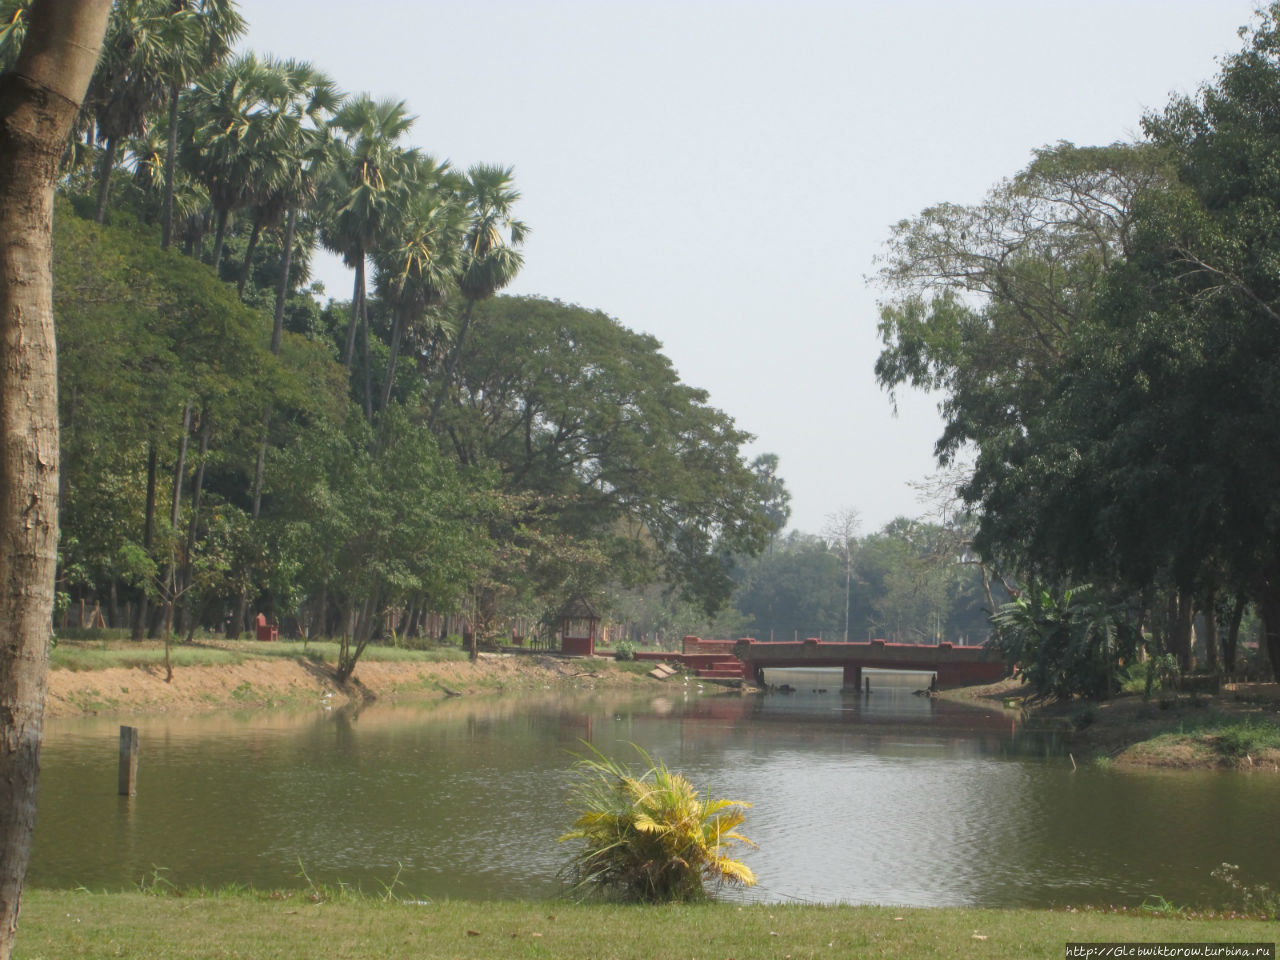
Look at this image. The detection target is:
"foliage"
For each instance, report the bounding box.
[41,0,785,674]
[989,585,1139,700]
[439,295,772,618]
[560,744,756,903]
[269,405,485,679]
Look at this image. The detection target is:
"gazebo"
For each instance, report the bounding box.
[559,595,600,656]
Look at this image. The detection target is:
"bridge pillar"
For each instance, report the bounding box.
[842,664,862,693]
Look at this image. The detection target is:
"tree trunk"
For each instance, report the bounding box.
[210,207,230,274]
[380,308,406,411]
[92,134,116,223]
[180,413,211,633]
[236,213,263,298]
[132,441,158,641]
[1171,588,1195,673]
[1224,592,1246,675]
[360,281,373,422]
[160,78,180,251]
[160,401,193,640]
[271,206,297,355]
[107,579,119,629]
[0,5,111,958]
[1258,576,1280,682]
[1202,586,1219,673]
[342,262,361,368]
[429,298,476,429]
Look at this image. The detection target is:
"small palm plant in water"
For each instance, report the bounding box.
[559,744,756,903]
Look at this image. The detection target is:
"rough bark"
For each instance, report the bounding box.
[1202,586,1219,673]
[0,4,111,958]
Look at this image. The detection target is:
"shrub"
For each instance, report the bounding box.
[613,639,637,661]
[559,744,756,903]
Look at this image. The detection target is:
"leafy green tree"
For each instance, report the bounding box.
[875,141,1166,465]
[436,295,771,617]
[750,453,791,543]
[270,406,485,681]
[156,0,244,249]
[232,57,340,302]
[53,202,274,634]
[959,6,1280,678]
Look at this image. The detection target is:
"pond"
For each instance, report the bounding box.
[29,670,1280,907]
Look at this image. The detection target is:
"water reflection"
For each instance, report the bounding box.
[30,681,1280,908]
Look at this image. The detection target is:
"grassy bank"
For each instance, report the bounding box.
[43,636,652,718]
[14,890,1278,960]
[49,636,470,672]
[944,678,1280,769]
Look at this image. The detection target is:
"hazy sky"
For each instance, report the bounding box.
[242,1,1252,535]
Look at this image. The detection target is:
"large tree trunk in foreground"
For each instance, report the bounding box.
[0,5,112,958]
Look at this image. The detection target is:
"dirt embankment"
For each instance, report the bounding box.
[45,653,646,719]
[940,678,1280,771]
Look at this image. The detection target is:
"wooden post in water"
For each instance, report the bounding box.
[118,725,138,797]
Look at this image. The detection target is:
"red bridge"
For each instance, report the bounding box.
[731,637,1005,690]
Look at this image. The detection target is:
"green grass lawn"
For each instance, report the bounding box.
[13,890,1278,960]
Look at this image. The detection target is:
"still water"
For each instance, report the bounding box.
[29,670,1280,907]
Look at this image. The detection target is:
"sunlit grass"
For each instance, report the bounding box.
[49,636,469,672]
[17,889,1279,960]
[1147,711,1280,759]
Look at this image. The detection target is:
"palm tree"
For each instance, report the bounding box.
[429,163,527,427]
[371,154,462,411]
[180,51,280,272]
[234,58,341,304]
[318,94,418,417]
[158,0,244,250]
[86,0,198,222]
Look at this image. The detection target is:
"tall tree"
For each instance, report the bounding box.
[84,0,206,223]
[180,51,277,272]
[0,5,112,957]
[234,57,339,300]
[749,453,791,544]
[370,153,461,410]
[318,94,417,417]
[875,141,1166,464]
[429,163,527,427]
[822,507,860,642]
[157,0,243,250]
